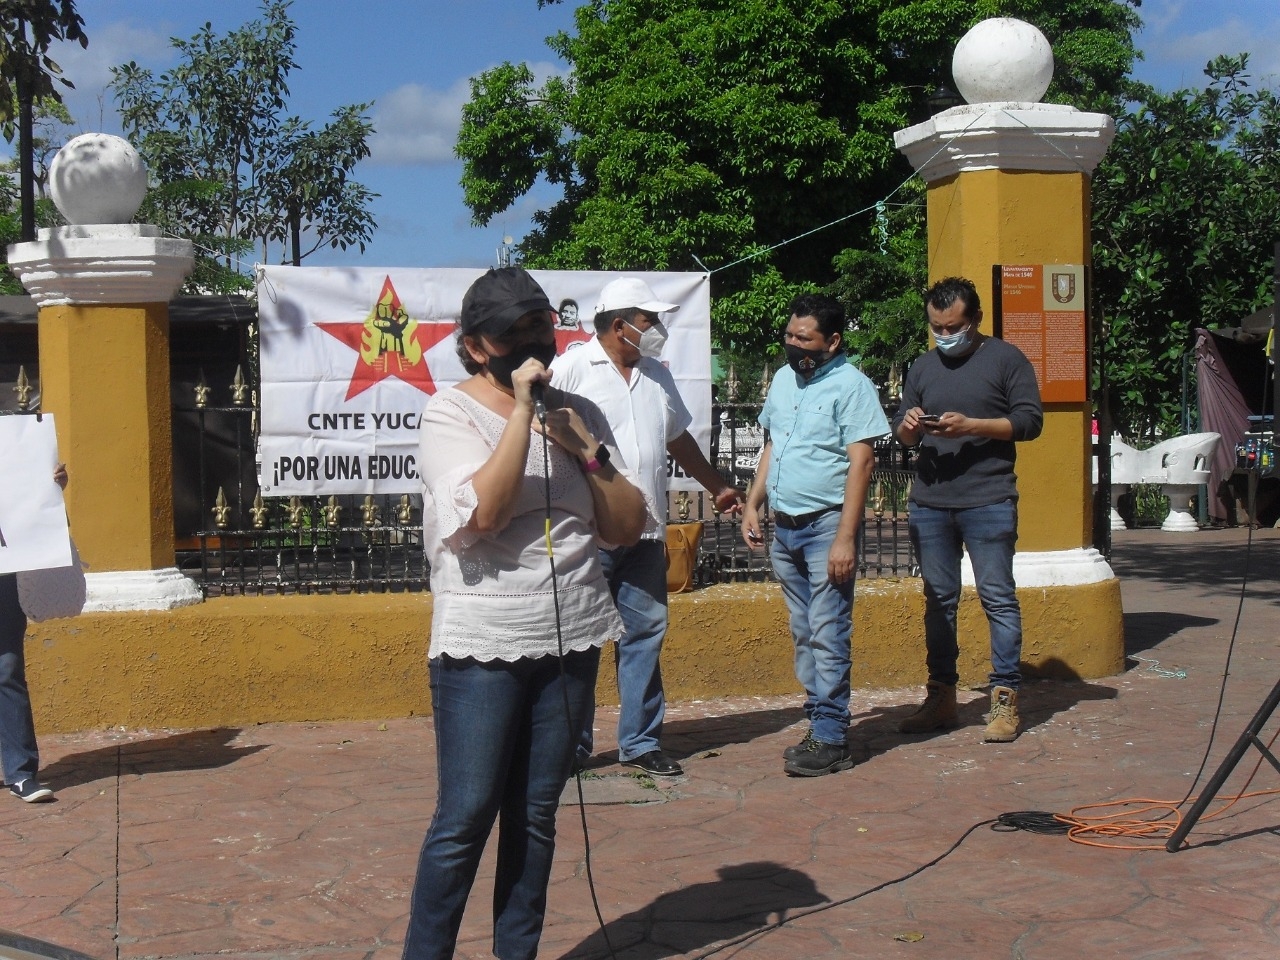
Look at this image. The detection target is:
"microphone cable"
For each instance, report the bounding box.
[688,817,1000,958]
[1048,519,1280,850]
[982,522,1271,851]
[532,399,620,960]
[542,521,1271,955]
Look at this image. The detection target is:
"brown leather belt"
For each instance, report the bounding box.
[772,504,842,529]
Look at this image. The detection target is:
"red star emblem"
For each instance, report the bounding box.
[316,276,455,400]
[555,327,592,353]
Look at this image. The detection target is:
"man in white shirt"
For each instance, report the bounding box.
[552,277,742,776]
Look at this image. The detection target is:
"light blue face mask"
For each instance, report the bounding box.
[934,325,972,356]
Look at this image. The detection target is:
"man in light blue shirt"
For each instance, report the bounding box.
[742,293,889,776]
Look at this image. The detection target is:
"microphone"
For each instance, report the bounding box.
[531,381,548,424]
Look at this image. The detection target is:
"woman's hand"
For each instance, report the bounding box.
[537,406,595,463]
[509,357,551,414]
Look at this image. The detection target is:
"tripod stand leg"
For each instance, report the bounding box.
[1166,675,1280,851]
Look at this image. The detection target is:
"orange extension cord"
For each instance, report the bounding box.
[1054,725,1280,850]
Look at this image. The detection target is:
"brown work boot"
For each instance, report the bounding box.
[984,686,1020,742]
[898,681,959,734]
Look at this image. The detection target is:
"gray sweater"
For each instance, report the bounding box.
[893,336,1043,508]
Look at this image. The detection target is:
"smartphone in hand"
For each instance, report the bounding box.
[919,413,941,424]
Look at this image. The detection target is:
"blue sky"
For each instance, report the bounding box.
[34,0,1280,274]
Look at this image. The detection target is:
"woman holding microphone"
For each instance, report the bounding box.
[403,267,645,960]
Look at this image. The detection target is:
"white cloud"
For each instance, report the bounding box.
[369,60,567,168]
[48,21,178,134]
[1137,0,1189,35]
[526,59,569,89]
[1162,19,1280,80]
[369,77,473,166]
[1135,2,1280,90]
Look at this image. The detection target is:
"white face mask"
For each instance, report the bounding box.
[623,318,669,358]
[934,325,972,356]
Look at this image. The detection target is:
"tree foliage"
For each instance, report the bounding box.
[0,94,71,292]
[828,184,929,388]
[457,0,1140,369]
[0,176,61,293]
[0,0,86,240]
[109,0,376,292]
[1091,55,1280,439]
[0,0,83,126]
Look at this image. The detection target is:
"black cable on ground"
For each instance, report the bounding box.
[535,423,619,960]
[690,818,999,959]
[992,810,1071,835]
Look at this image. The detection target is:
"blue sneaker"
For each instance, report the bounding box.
[9,779,54,802]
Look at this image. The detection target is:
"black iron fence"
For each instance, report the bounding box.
[190,489,428,595]
[174,386,919,596]
[3,298,920,596]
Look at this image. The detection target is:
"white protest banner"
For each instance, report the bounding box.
[256,266,712,496]
[0,413,73,574]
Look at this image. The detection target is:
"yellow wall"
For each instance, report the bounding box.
[25,583,1124,732]
[926,169,1095,551]
[37,304,176,571]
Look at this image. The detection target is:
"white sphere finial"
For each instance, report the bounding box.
[49,133,149,225]
[952,18,1054,105]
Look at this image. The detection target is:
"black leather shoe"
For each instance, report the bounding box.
[783,728,816,761]
[621,750,683,777]
[783,739,853,777]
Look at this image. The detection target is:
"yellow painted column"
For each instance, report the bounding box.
[895,95,1123,679]
[37,303,176,570]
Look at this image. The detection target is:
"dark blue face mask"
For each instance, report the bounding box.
[485,339,557,388]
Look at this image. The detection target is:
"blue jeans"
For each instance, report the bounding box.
[770,510,854,745]
[578,539,668,763]
[908,500,1022,689]
[403,647,600,960]
[0,575,39,786]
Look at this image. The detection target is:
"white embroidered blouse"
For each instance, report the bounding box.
[418,387,624,661]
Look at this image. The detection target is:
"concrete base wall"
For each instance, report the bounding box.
[24,579,1124,733]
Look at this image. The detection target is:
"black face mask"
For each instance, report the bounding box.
[784,343,833,380]
[485,340,557,388]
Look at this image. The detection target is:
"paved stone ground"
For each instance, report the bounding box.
[1,527,1278,960]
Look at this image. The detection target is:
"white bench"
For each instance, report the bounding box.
[1094,433,1221,532]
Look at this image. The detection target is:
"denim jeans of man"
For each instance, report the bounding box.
[0,574,40,786]
[403,647,600,960]
[908,499,1022,689]
[577,539,668,763]
[770,510,854,745]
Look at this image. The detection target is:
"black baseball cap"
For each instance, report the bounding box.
[459,267,553,338]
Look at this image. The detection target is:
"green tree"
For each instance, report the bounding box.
[109,0,375,291]
[828,185,930,389]
[1091,55,1280,439]
[458,0,1140,369]
[0,0,86,241]
[0,95,71,292]
[257,107,377,265]
[0,173,62,293]
[1,92,72,194]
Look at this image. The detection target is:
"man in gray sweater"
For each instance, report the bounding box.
[892,277,1043,742]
